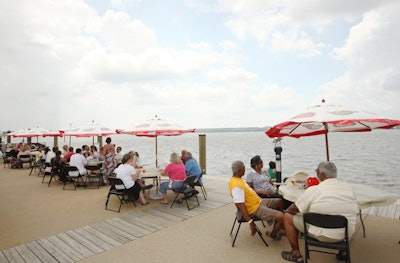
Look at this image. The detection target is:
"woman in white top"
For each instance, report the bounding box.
[116,154,148,205]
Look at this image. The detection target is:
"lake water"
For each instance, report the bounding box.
[30,129,400,196]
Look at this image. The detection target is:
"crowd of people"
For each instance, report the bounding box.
[3,138,359,261]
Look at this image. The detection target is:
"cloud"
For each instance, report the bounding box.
[321,2,400,118]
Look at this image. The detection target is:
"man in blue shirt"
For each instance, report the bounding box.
[184,152,202,181]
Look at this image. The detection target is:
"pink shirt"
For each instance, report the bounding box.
[164,163,186,181]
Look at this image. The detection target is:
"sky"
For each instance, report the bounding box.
[1,0,400,131]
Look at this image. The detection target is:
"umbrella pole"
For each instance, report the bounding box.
[325,133,330,161]
[155,136,158,167]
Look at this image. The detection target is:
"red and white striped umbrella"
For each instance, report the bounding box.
[117,115,195,166]
[61,121,115,137]
[266,99,400,161]
[7,127,62,138]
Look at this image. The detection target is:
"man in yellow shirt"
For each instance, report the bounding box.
[229,160,284,239]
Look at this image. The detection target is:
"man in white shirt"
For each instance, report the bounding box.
[281,161,358,263]
[69,148,87,175]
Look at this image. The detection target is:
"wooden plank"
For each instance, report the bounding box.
[26,241,58,263]
[108,217,151,236]
[146,208,185,222]
[2,248,24,263]
[81,226,122,247]
[72,228,114,251]
[46,235,84,262]
[56,233,94,258]
[104,218,146,238]
[14,244,42,263]
[65,230,104,254]
[96,221,138,241]
[37,238,74,263]
[91,222,132,244]
[55,233,95,258]
[120,214,162,232]
[0,252,10,263]
[124,211,175,228]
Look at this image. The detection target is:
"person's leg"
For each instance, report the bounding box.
[159,181,169,204]
[254,202,284,238]
[281,213,304,262]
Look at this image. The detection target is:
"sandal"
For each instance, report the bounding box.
[281,251,304,263]
[266,231,282,241]
[160,201,169,205]
[141,202,149,206]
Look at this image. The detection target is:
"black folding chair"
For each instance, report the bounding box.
[230,209,268,247]
[105,177,136,212]
[63,166,85,190]
[170,175,200,210]
[303,212,351,263]
[41,163,59,187]
[29,159,45,176]
[84,164,104,189]
[189,176,207,200]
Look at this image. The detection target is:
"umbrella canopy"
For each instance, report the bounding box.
[61,121,116,147]
[61,121,116,137]
[117,115,196,166]
[265,99,400,161]
[7,127,62,138]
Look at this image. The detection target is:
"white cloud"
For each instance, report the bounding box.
[271,30,325,57]
[321,2,400,118]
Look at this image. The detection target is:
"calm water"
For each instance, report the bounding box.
[29,130,400,195]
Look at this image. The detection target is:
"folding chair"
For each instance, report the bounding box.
[63,166,85,190]
[19,154,32,168]
[303,212,351,263]
[230,209,268,247]
[84,164,104,189]
[41,163,58,187]
[105,177,136,212]
[189,176,207,200]
[170,175,200,210]
[2,153,11,168]
[29,159,45,176]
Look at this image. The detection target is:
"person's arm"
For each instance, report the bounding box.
[235,202,252,222]
[131,172,139,181]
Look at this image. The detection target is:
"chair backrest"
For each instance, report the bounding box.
[68,166,81,177]
[19,154,31,162]
[303,212,348,229]
[108,177,126,191]
[184,175,196,185]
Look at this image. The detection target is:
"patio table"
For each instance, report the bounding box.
[278,172,399,237]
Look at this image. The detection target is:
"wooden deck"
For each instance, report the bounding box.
[0,178,231,263]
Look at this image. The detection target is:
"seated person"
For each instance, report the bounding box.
[268,161,277,181]
[63,147,74,163]
[8,146,19,167]
[114,146,123,166]
[90,145,100,160]
[115,154,148,205]
[184,151,202,181]
[69,148,87,175]
[51,151,68,182]
[281,161,358,263]
[246,155,280,198]
[159,152,186,205]
[229,160,284,239]
[83,146,92,159]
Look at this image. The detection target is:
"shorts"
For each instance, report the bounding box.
[253,198,281,225]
